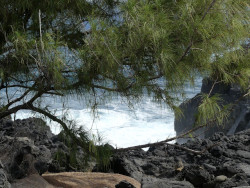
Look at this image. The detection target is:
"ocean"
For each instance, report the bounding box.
[13,78,202,148]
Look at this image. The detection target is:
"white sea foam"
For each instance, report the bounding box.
[14,99,175,148]
[13,78,202,148]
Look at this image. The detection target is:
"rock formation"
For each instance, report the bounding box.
[1,117,250,187]
[110,129,250,188]
[0,117,140,188]
[0,117,89,186]
[175,78,250,144]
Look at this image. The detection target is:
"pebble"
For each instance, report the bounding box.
[215,175,227,182]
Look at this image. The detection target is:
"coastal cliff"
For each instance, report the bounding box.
[174,78,250,144]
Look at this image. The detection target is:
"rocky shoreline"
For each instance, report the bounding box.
[0,117,250,188]
[109,128,250,188]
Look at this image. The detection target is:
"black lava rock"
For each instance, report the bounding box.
[107,129,250,187]
[115,180,136,188]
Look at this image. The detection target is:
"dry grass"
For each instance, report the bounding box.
[42,172,141,188]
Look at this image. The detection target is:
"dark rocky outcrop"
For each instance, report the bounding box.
[0,118,89,184]
[0,118,52,182]
[1,117,250,187]
[110,129,250,188]
[175,78,250,144]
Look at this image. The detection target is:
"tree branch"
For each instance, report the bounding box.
[5,89,31,109]
[0,90,44,119]
[177,0,217,63]
[115,122,209,152]
[201,0,217,21]
[165,142,220,155]
[177,41,193,63]
[29,104,95,157]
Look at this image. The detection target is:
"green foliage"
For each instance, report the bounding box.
[81,0,249,127]
[91,133,113,171]
[55,130,90,171]
[188,133,194,140]
[95,144,113,171]
[82,0,249,104]
[196,94,222,124]
[55,124,113,171]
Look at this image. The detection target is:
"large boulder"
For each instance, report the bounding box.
[0,118,54,182]
[0,135,51,181]
[174,78,250,144]
[0,117,91,184]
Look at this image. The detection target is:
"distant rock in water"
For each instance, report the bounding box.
[174,78,250,144]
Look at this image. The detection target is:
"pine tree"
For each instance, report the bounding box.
[0,0,249,155]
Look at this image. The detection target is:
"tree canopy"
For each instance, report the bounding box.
[0,0,249,154]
